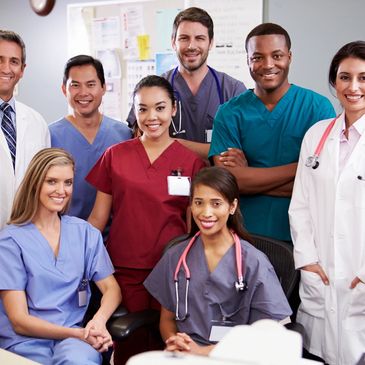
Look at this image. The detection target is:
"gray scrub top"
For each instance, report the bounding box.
[127,67,246,143]
[144,236,292,345]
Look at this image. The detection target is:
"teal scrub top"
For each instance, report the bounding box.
[209,84,336,241]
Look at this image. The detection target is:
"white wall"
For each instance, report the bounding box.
[0,0,364,121]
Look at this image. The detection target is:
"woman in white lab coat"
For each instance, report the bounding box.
[289,41,365,365]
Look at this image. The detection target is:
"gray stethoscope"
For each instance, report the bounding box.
[174,231,247,321]
[305,116,339,169]
[170,66,224,136]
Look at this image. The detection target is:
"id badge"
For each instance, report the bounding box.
[209,319,235,342]
[167,175,191,196]
[205,129,212,143]
[78,279,88,307]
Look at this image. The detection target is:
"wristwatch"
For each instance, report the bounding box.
[29,0,55,16]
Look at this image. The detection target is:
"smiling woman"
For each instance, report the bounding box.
[0,147,122,365]
[144,167,292,355]
[86,75,206,363]
[289,41,365,365]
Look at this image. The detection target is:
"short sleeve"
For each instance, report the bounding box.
[86,147,113,194]
[0,235,27,290]
[209,103,242,158]
[144,251,177,313]
[84,224,114,282]
[317,97,336,121]
[248,263,292,323]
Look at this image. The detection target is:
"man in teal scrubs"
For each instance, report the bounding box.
[209,23,335,241]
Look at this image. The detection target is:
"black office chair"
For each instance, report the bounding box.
[249,233,303,336]
[249,234,298,299]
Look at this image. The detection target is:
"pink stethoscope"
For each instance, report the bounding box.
[174,231,247,321]
[305,116,340,169]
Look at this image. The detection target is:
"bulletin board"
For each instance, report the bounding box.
[67,0,262,122]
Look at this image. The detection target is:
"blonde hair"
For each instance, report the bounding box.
[9,148,75,225]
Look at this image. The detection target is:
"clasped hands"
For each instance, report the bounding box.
[83,318,112,353]
[301,263,363,289]
[165,332,213,356]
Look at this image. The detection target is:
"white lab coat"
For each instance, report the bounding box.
[0,101,50,229]
[289,112,365,365]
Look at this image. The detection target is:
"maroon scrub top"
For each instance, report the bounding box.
[86,138,205,268]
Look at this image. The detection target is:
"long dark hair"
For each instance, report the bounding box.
[189,167,251,242]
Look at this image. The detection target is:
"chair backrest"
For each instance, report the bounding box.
[163,233,190,255]
[249,234,299,300]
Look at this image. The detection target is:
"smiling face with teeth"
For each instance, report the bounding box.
[191,184,237,240]
[134,85,177,142]
[38,164,74,216]
[0,40,25,101]
[335,57,365,125]
[247,34,291,98]
[62,64,106,119]
[172,21,213,74]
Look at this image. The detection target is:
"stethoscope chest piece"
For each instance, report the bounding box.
[235,278,248,292]
[305,156,320,169]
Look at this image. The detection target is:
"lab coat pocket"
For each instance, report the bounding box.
[344,283,365,330]
[299,270,325,318]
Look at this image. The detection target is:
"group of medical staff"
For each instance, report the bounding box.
[0,5,365,365]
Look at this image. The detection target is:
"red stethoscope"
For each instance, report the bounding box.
[305,116,340,169]
[174,231,247,321]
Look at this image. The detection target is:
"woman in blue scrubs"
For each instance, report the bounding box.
[144,167,291,355]
[0,148,122,365]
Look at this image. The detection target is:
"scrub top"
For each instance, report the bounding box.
[49,116,131,220]
[0,216,114,350]
[209,85,336,241]
[126,68,246,143]
[144,235,292,345]
[86,138,206,268]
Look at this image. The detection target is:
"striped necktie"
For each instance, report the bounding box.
[1,103,16,169]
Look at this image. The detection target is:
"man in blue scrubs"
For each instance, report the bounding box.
[127,7,246,160]
[209,23,335,241]
[49,55,131,220]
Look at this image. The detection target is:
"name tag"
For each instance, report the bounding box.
[78,279,88,307]
[167,175,190,196]
[209,320,235,342]
[205,129,212,143]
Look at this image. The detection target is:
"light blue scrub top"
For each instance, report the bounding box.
[49,116,131,220]
[144,236,291,345]
[0,216,114,350]
[209,85,336,241]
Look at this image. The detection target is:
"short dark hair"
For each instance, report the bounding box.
[245,23,291,51]
[172,7,214,41]
[133,75,176,105]
[189,166,251,242]
[63,55,105,86]
[0,29,26,64]
[329,41,365,88]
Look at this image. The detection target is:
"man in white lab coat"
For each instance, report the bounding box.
[0,30,49,229]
